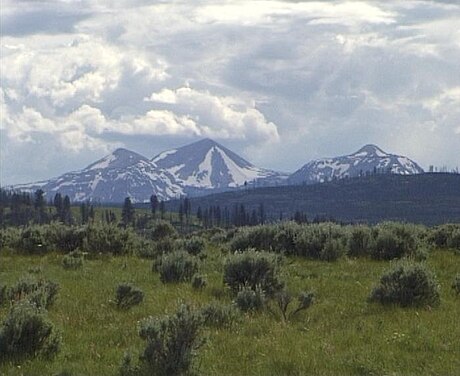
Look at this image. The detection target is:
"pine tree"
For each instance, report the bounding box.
[179,201,184,225]
[54,193,63,221]
[80,202,88,224]
[62,195,73,225]
[34,189,47,224]
[159,201,166,219]
[121,197,135,227]
[150,194,159,218]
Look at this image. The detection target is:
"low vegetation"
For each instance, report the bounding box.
[369,261,440,307]
[115,283,144,310]
[0,220,459,375]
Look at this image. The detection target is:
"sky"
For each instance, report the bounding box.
[1,0,460,185]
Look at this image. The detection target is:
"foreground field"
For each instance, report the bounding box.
[1,248,459,376]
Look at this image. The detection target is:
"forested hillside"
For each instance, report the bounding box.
[169,173,460,225]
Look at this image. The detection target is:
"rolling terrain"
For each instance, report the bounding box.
[171,173,460,225]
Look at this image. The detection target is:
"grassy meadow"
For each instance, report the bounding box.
[1,246,459,376]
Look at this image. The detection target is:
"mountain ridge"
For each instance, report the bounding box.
[8,139,426,202]
[152,138,289,194]
[289,144,424,185]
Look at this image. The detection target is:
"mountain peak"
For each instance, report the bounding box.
[189,138,221,149]
[152,138,285,191]
[290,144,423,185]
[354,144,387,157]
[85,148,148,171]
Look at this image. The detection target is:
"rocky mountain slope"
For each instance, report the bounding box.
[152,138,289,194]
[10,141,425,202]
[12,149,183,203]
[289,144,424,185]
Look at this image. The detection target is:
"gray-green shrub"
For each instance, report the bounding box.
[347,226,373,257]
[149,221,178,241]
[46,223,87,253]
[156,251,199,283]
[294,223,346,259]
[271,290,315,321]
[62,250,84,270]
[428,224,460,249]
[320,238,345,261]
[369,261,440,307]
[85,224,137,255]
[115,283,144,309]
[223,250,283,296]
[234,286,265,312]
[191,274,207,289]
[452,274,460,295]
[200,301,240,328]
[0,284,7,306]
[371,223,419,260]
[448,229,460,250]
[7,276,59,309]
[19,225,50,254]
[125,304,204,376]
[183,236,206,256]
[0,301,61,361]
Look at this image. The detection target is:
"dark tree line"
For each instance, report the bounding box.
[0,189,95,227]
[196,203,271,228]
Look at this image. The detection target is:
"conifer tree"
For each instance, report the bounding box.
[122,197,135,227]
[150,194,158,218]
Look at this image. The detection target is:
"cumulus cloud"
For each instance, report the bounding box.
[1,0,460,184]
[146,87,280,142]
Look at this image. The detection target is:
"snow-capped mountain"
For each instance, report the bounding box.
[12,149,183,202]
[152,138,288,194]
[289,144,424,185]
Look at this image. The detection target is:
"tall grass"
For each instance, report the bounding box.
[0,246,459,375]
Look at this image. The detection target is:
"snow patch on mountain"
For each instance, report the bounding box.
[11,149,184,202]
[152,138,288,193]
[289,144,424,185]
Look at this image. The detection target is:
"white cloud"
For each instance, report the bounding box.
[196,1,395,26]
[146,87,280,143]
[1,0,460,184]
[1,37,167,109]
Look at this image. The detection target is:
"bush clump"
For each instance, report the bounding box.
[62,250,84,270]
[115,283,144,309]
[347,226,373,257]
[428,224,460,249]
[7,276,59,309]
[234,286,266,312]
[230,225,278,253]
[0,284,7,306]
[155,251,199,283]
[0,301,61,362]
[271,289,315,321]
[85,224,138,255]
[18,225,51,254]
[294,223,347,259]
[182,236,206,256]
[320,238,346,261]
[452,274,460,295]
[223,250,283,296]
[149,221,178,241]
[191,274,207,290]
[369,261,440,307]
[46,223,87,253]
[200,301,240,328]
[120,304,204,376]
[371,223,419,260]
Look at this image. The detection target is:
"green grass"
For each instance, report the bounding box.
[1,248,459,375]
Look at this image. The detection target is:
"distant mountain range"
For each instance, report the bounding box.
[9,139,424,202]
[289,144,424,185]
